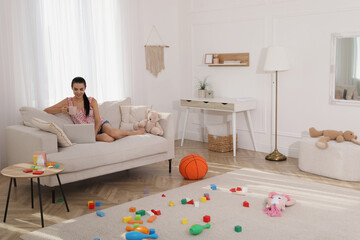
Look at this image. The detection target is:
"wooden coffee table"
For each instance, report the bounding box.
[1,162,69,227]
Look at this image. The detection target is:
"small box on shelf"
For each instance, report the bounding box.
[204,53,249,67]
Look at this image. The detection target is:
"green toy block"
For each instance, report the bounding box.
[181,198,187,205]
[133,223,140,228]
[136,210,146,216]
[135,214,141,220]
[235,225,242,232]
[58,199,64,203]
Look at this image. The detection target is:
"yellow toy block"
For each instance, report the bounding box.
[200,197,207,202]
[169,201,175,207]
[182,218,188,224]
[88,201,93,207]
[122,216,132,223]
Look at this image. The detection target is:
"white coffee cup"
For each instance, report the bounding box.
[69,106,77,115]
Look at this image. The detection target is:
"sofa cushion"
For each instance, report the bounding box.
[99,97,131,129]
[20,106,73,129]
[120,105,151,130]
[48,134,168,172]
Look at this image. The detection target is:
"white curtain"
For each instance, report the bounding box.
[0,0,137,168]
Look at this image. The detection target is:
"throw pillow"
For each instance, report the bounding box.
[120,105,152,130]
[32,117,72,147]
[99,97,131,129]
[20,107,73,129]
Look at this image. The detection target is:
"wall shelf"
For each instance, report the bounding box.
[205,53,249,67]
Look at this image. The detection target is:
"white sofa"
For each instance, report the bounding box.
[6,98,174,189]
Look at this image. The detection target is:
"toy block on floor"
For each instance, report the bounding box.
[182,218,188,224]
[181,198,187,205]
[88,201,93,207]
[187,199,194,205]
[200,197,207,202]
[162,194,166,197]
[147,215,157,223]
[149,229,155,234]
[122,216,132,223]
[230,188,236,193]
[58,199,64,203]
[135,214,141,220]
[151,209,161,216]
[194,201,199,207]
[129,207,136,212]
[203,215,211,223]
[169,201,174,206]
[133,223,140,228]
[96,210,105,217]
[128,220,143,224]
[243,201,249,207]
[136,210,146,216]
[236,187,242,191]
[146,210,154,216]
[95,201,101,207]
[89,203,95,209]
[210,184,217,190]
[144,189,149,194]
[235,225,242,232]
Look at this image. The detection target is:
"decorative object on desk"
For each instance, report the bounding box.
[205,54,213,64]
[206,90,214,98]
[144,25,169,77]
[198,77,208,98]
[213,54,219,64]
[264,46,289,161]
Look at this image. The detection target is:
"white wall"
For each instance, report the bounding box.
[175,0,360,157]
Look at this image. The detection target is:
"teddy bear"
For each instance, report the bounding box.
[309,127,360,149]
[264,192,296,217]
[134,109,164,136]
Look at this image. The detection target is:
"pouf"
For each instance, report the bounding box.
[299,136,360,181]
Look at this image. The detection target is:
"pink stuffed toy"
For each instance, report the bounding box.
[134,109,164,136]
[264,192,296,217]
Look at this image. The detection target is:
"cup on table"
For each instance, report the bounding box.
[69,106,77,115]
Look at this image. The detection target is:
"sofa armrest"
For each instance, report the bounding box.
[159,112,175,158]
[6,125,58,167]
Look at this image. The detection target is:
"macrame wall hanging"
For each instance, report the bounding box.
[144,25,169,77]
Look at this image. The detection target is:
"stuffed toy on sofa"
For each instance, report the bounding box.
[309,127,360,149]
[264,192,296,217]
[134,109,164,136]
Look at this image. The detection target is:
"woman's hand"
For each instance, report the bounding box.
[61,106,69,114]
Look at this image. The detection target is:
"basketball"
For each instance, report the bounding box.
[179,154,208,180]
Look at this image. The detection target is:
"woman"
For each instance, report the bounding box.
[44,77,145,142]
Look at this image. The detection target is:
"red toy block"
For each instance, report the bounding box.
[203,215,211,223]
[151,209,161,215]
[162,194,166,197]
[187,199,194,205]
[236,187,242,191]
[23,169,33,173]
[33,171,44,175]
[205,195,210,200]
[230,188,236,192]
[89,203,95,209]
[243,201,249,208]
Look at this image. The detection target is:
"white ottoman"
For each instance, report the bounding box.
[299,136,360,181]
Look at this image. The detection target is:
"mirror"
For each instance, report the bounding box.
[330,33,360,105]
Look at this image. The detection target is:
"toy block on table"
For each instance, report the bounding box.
[210,184,217,190]
[95,201,101,207]
[182,218,188,224]
[129,207,136,212]
[147,215,157,223]
[30,165,36,170]
[54,164,60,168]
[89,203,95,209]
[200,197,207,203]
[243,201,249,207]
[23,169,33,173]
[96,210,105,217]
[128,220,143,224]
[122,216,132,223]
[33,171,44,175]
[203,215,211,223]
[136,210,146,216]
[235,225,242,232]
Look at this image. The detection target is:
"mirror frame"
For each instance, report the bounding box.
[330,32,360,106]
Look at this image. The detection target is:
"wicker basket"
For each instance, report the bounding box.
[208,134,238,153]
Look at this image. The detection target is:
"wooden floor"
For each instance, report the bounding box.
[0,140,359,239]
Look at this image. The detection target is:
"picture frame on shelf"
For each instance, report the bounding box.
[205,54,213,64]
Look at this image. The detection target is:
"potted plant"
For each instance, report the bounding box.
[198,77,208,98]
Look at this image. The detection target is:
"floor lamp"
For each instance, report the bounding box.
[264,46,289,161]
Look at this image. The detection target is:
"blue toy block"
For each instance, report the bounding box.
[144,189,149,194]
[96,210,105,217]
[149,228,156,234]
[54,164,60,169]
[95,201,101,207]
[210,184,217,190]
[94,238,100,240]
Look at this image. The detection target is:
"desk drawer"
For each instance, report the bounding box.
[212,102,234,111]
[181,100,216,109]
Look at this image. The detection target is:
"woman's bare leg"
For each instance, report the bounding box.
[96,133,115,142]
[102,123,145,140]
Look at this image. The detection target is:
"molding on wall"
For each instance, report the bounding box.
[190,0,268,14]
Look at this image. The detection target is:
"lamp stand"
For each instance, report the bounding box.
[266,71,287,161]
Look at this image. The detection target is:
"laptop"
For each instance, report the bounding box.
[63,124,96,144]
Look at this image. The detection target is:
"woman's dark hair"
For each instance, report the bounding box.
[71,77,90,116]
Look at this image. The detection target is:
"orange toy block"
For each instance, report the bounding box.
[129,207,136,212]
[147,215,157,223]
[128,220,143,224]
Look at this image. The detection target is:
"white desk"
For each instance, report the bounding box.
[180,97,257,156]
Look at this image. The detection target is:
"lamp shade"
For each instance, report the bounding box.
[264,46,289,72]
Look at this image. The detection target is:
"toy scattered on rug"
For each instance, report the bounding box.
[309,127,360,149]
[264,192,296,217]
[179,154,208,180]
[134,109,164,136]
[125,231,158,240]
[126,226,150,234]
[189,223,211,235]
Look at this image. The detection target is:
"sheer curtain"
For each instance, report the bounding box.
[0,0,137,168]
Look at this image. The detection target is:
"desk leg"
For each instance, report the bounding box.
[3,178,13,223]
[232,112,237,157]
[37,178,44,228]
[202,109,206,142]
[13,179,17,187]
[181,108,189,146]
[56,174,69,212]
[31,179,34,208]
[245,110,257,151]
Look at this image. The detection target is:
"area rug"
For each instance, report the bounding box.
[21,168,360,240]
